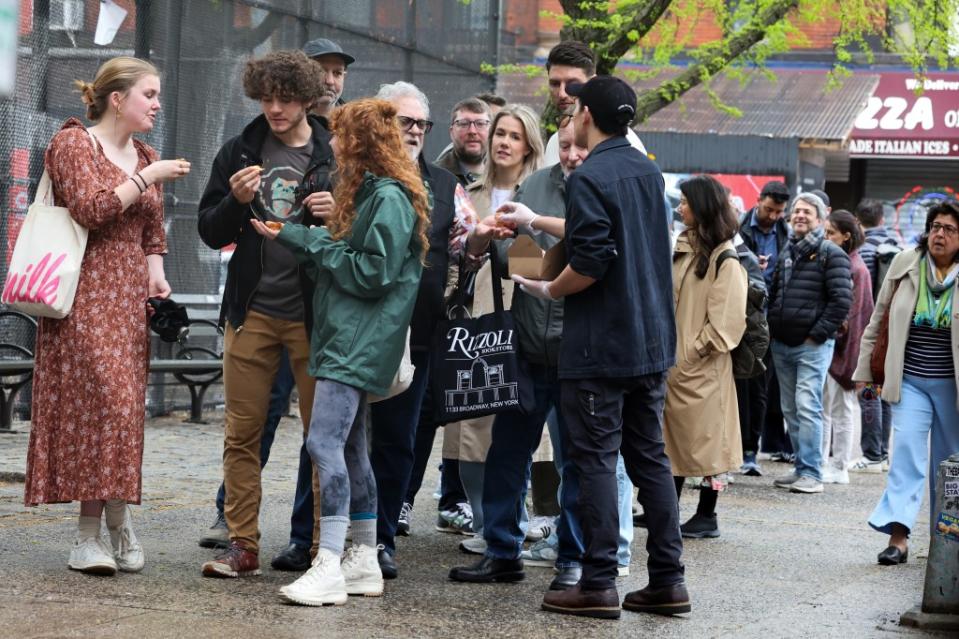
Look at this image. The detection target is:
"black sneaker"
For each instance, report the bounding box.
[397,502,413,537]
[680,513,720,539]
[198,512,229,549]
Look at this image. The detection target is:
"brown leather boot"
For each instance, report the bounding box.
[622,582,691,616]
[201,541,261,578]
[541,584,621,619]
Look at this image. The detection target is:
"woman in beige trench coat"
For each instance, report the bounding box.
[664,175,747,540]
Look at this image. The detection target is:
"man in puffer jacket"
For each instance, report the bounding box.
[767,193,851,494]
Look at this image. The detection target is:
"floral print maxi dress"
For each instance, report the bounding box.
[24,118,167,505]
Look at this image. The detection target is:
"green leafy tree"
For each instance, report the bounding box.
[533,0,959,127]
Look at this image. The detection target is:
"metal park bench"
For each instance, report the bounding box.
[0,294,224,432]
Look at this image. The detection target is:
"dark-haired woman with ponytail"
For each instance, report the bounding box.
[662,175,747,539]
[820,210,874,485]
[23,56,190,576]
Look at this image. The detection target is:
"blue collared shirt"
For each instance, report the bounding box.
[750,215,781,285]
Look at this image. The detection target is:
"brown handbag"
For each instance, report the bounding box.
[869,281,901,386]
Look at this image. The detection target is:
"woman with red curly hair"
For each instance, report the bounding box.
[251,98,429,606]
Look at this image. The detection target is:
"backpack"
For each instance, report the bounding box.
[716,249,770,379]
[870,240,902,301]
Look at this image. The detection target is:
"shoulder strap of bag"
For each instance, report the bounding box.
[715,248,739,278]
[488,244,505,314]
[36,128,99,206]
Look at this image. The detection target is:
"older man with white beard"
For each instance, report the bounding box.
[365,82,506,579]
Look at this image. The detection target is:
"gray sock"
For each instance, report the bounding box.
[319,516,350,555]
[350,518,377,549]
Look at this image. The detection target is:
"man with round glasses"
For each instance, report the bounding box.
[436,97,492,186]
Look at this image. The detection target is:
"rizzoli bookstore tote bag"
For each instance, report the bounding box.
[1,168,89,318]
[430,253,534,423]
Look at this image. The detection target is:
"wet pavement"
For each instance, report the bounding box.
[0,408,947,638]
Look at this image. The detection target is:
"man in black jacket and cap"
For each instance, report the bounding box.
[513,76,689,621]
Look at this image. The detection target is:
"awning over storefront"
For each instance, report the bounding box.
[849,72,959,160]
[638,70,879,147]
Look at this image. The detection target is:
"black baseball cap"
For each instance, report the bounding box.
[566,76,637,133]
[303,38,355,66]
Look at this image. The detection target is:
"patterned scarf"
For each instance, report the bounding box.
[914,254,959,329]
[783,226,824,284]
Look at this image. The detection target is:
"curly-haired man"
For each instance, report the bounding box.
[197,50,335,578]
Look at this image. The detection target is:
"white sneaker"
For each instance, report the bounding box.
[108,506,145,572]
[821,465,850,485]
[850,457,884,473]
[525,515,556,542]
[459,536,487,555]
[69,536,118,576]
[340,545,384,597]
[279,548,348,606]
[520,537,558,568]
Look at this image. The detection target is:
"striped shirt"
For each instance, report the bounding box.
[903,323,955,378]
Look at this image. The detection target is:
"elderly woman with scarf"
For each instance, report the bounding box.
[854,199,959,566]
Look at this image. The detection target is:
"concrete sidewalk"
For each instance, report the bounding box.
[0,410,945,638]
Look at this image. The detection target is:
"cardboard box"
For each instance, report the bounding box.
[508,235,566,280]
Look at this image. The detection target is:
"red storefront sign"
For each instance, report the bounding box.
[849,72,959,159]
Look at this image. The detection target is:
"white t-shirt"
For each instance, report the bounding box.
[543,128,648,166]
[490,187,513,215]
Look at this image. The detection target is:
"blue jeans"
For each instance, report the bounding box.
[869,375,959,536]
[215,350,314,549]
[483,363,584,568]
[771,339,835,482]
[370,350,431,555]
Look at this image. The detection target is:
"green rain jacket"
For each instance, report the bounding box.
[276,173,423,396]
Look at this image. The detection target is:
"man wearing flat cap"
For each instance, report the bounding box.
[303,37,354,118]
[512,76,690,620]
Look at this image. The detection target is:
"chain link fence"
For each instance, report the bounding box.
[1,0,507,416]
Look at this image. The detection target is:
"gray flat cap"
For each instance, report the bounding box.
[303,38,355,66]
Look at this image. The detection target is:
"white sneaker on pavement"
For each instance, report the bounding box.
[340,544,384,597]
[520,537,558,568]
[789,476,824,493]
[459,536,487,555]
[821,465,850,485]
[525,515,556,542]
[69,536,118,576]
[279,548,348,606]
[850,457,884,473]
[108,506,145,572]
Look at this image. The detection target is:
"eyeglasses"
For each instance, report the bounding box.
[397,115,433,134]
[452,118,491,131]
[558,111,575,129]
[930,222,959,237]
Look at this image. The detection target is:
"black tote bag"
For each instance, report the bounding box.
[430,252,534,424]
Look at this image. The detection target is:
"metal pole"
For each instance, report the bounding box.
[134,0,151,59]
[488,0,501,93]
[403,0,416,82]
[901,452,959,630]
[32,0,49,114]
[161,0,183,161]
